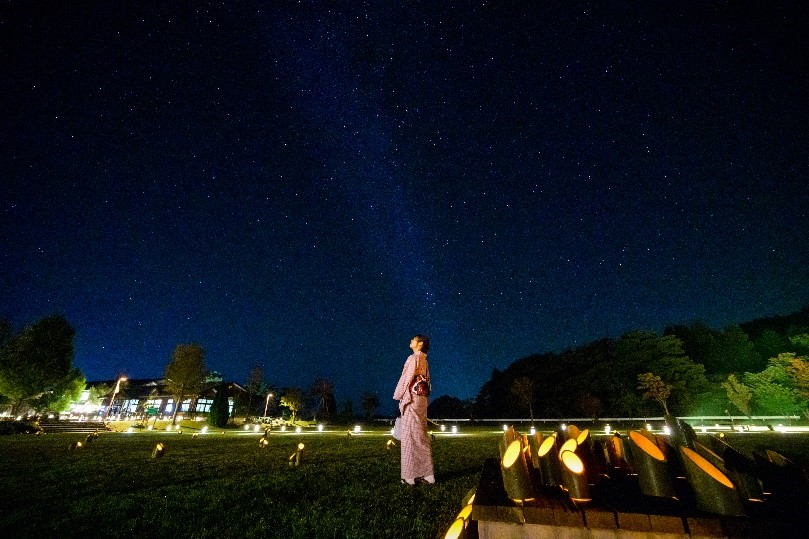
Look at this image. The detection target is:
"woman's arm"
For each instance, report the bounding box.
[393,354,416,401]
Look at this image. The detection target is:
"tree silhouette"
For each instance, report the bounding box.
[281,387,304,423]
[637,372,671,416]
[360,392,380,420]
[311,378,336,421]
[722,374,752,417]
[510,377,535,421]
[165,343,207,425]
[0,315,83,415]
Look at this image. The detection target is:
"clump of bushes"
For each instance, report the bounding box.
[0,419,41,435]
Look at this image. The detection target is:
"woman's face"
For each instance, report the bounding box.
[410,337,422,352]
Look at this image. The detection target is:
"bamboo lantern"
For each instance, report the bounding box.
[537,433,562,486]
[628,430,675,498]
[527,431,543,469]
[664,415,695,450]
[574,429,598,480]
[444,502,474,539]
[152,442,165,459]
[499,426,520,460]
[444,518,466,539]
[461,486,476,507]
[694,442,763,502]
[566,424,581,440]
[289,442,304,467]
[605,433,628,470]
[560,449,591,501]
[681,446,744,516]
[501,439,534,501]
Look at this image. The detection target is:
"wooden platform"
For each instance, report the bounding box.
[469,458,807,538]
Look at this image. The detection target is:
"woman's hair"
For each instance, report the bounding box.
[414,334,430,353]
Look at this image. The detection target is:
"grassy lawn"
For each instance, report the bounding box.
[4,423,809,538]
[0,426,501,539]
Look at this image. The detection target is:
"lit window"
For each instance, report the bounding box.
[196,399,213,413]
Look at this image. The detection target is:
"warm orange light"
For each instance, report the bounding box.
[681,446,735,489]
[538,434,557,457]
[561,450,584,474]
[630,430,665,461]
[457,504,473,520]
[297,443,305,451]
[575,429,590,445]
[502,440,522,468]
[444,518,465,539]
[559,438,577,456]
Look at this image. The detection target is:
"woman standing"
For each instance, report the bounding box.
[393,334,435,485]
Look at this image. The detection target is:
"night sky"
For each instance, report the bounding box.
[2,2,807,413]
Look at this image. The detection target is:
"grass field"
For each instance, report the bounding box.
[3,424,809,538]
[0,425,501,539]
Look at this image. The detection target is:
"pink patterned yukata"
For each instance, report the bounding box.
[393,350,434,482]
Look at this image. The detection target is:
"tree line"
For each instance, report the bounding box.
[0,316,384,423]
[429,306,809,420]
[4,307,808,422]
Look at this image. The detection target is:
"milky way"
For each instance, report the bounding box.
[1,2,807,412]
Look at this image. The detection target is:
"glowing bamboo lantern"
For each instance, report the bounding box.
[527,431,543,469]
[501,439,534,501]
[694,441,762,502]
[681,446,744,516]
[560,449,591,501]
[152,442,165,459]
[537,433,562,486]
[444,518,466,539]
[628,430,675,498]
[289,442,304,467]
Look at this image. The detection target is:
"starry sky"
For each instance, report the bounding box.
[2,1,807,413]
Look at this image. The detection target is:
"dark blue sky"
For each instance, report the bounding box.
[2,1,807,411]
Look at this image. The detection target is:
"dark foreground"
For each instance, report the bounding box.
[0,428,498,538]
[2,427,809,538]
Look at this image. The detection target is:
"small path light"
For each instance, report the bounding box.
[386,439,397,450]
[69,441,82,450]
[152,442,165,459]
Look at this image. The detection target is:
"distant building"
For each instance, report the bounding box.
[70,375,247,420]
